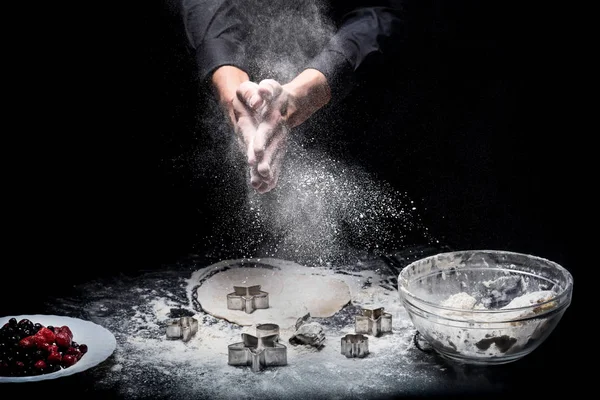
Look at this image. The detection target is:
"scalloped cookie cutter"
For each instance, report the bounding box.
[355,307,392,337]
[165,317,198,342]
[341,333,369,358]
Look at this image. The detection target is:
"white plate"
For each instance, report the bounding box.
[0,314,116,383]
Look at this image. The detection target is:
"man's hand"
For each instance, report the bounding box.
[211,66,265,190]
[211,65,250,130]
[236,69,332,193]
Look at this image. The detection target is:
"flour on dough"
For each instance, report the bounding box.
[196,264,352,328]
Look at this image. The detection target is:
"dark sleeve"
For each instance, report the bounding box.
[306,5,403,102]
[180,0,249,82]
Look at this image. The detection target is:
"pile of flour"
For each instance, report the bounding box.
[422,290,559,360]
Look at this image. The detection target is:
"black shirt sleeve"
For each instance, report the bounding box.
[180,0,249,82]
[306,4,403,102]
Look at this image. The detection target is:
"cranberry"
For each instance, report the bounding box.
[55,332,71,348]
[47,352,62,363]
[78,344,88,354]
[61,354,77,367]
[34,360,47,370]
[19,337,36,349]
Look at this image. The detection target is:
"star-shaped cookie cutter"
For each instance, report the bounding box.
[228,323,287,372]
[226,285,269,314]
[165,317,198,342]
[340,333,369,358]
[355,307,392,337]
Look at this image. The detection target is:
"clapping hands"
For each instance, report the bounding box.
[233,79,292,193]
[213,66,331,193]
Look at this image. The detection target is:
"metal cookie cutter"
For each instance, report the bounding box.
[341,334,369,358]
[226,285,269,314]
[289,313,326,348]
[228,323,287,372]
[355,307,392,337]
[166,317,198,342]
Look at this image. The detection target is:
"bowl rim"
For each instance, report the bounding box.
[398,249,574,314]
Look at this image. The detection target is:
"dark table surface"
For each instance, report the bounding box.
[0,245,579,400]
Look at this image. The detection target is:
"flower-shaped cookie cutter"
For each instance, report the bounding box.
[355,307,392,337]
[165,317,198,342]
[226,285,269,314]
[340,333,369,358]
[228,323,287,372]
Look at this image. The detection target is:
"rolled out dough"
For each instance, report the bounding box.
[195,265,352,327]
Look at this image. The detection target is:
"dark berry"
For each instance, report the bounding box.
[8,318,17,327]
[78,344,88,354]
[71,341,78,348]
[33,323,43,333]
[18,319,33,330]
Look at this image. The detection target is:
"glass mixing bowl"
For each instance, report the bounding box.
[398,250,573,365]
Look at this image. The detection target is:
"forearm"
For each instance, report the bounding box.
[283,69,331,128]
[306,5,403,102]
[181,0,249,81]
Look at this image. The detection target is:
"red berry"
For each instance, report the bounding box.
[47,351,62,363]
[36,327,56,344]
[34,360,47,370]
[33,335,50,349]
[55,332,71,348]
[47,344,59,353]
[66,346,80,356]
[19,336,36,349]
[61,354,77,367]
[59,326,73,340]
[15,361,25,368]
[78,344,88,354]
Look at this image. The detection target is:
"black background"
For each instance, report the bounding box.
[138,0,576,274]
[5,0,576,309]
[3,1,580,390]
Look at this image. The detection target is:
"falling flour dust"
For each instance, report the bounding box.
[180,1,436,264]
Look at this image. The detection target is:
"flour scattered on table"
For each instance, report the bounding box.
[80,263,443,399]
[44,254,503,398]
